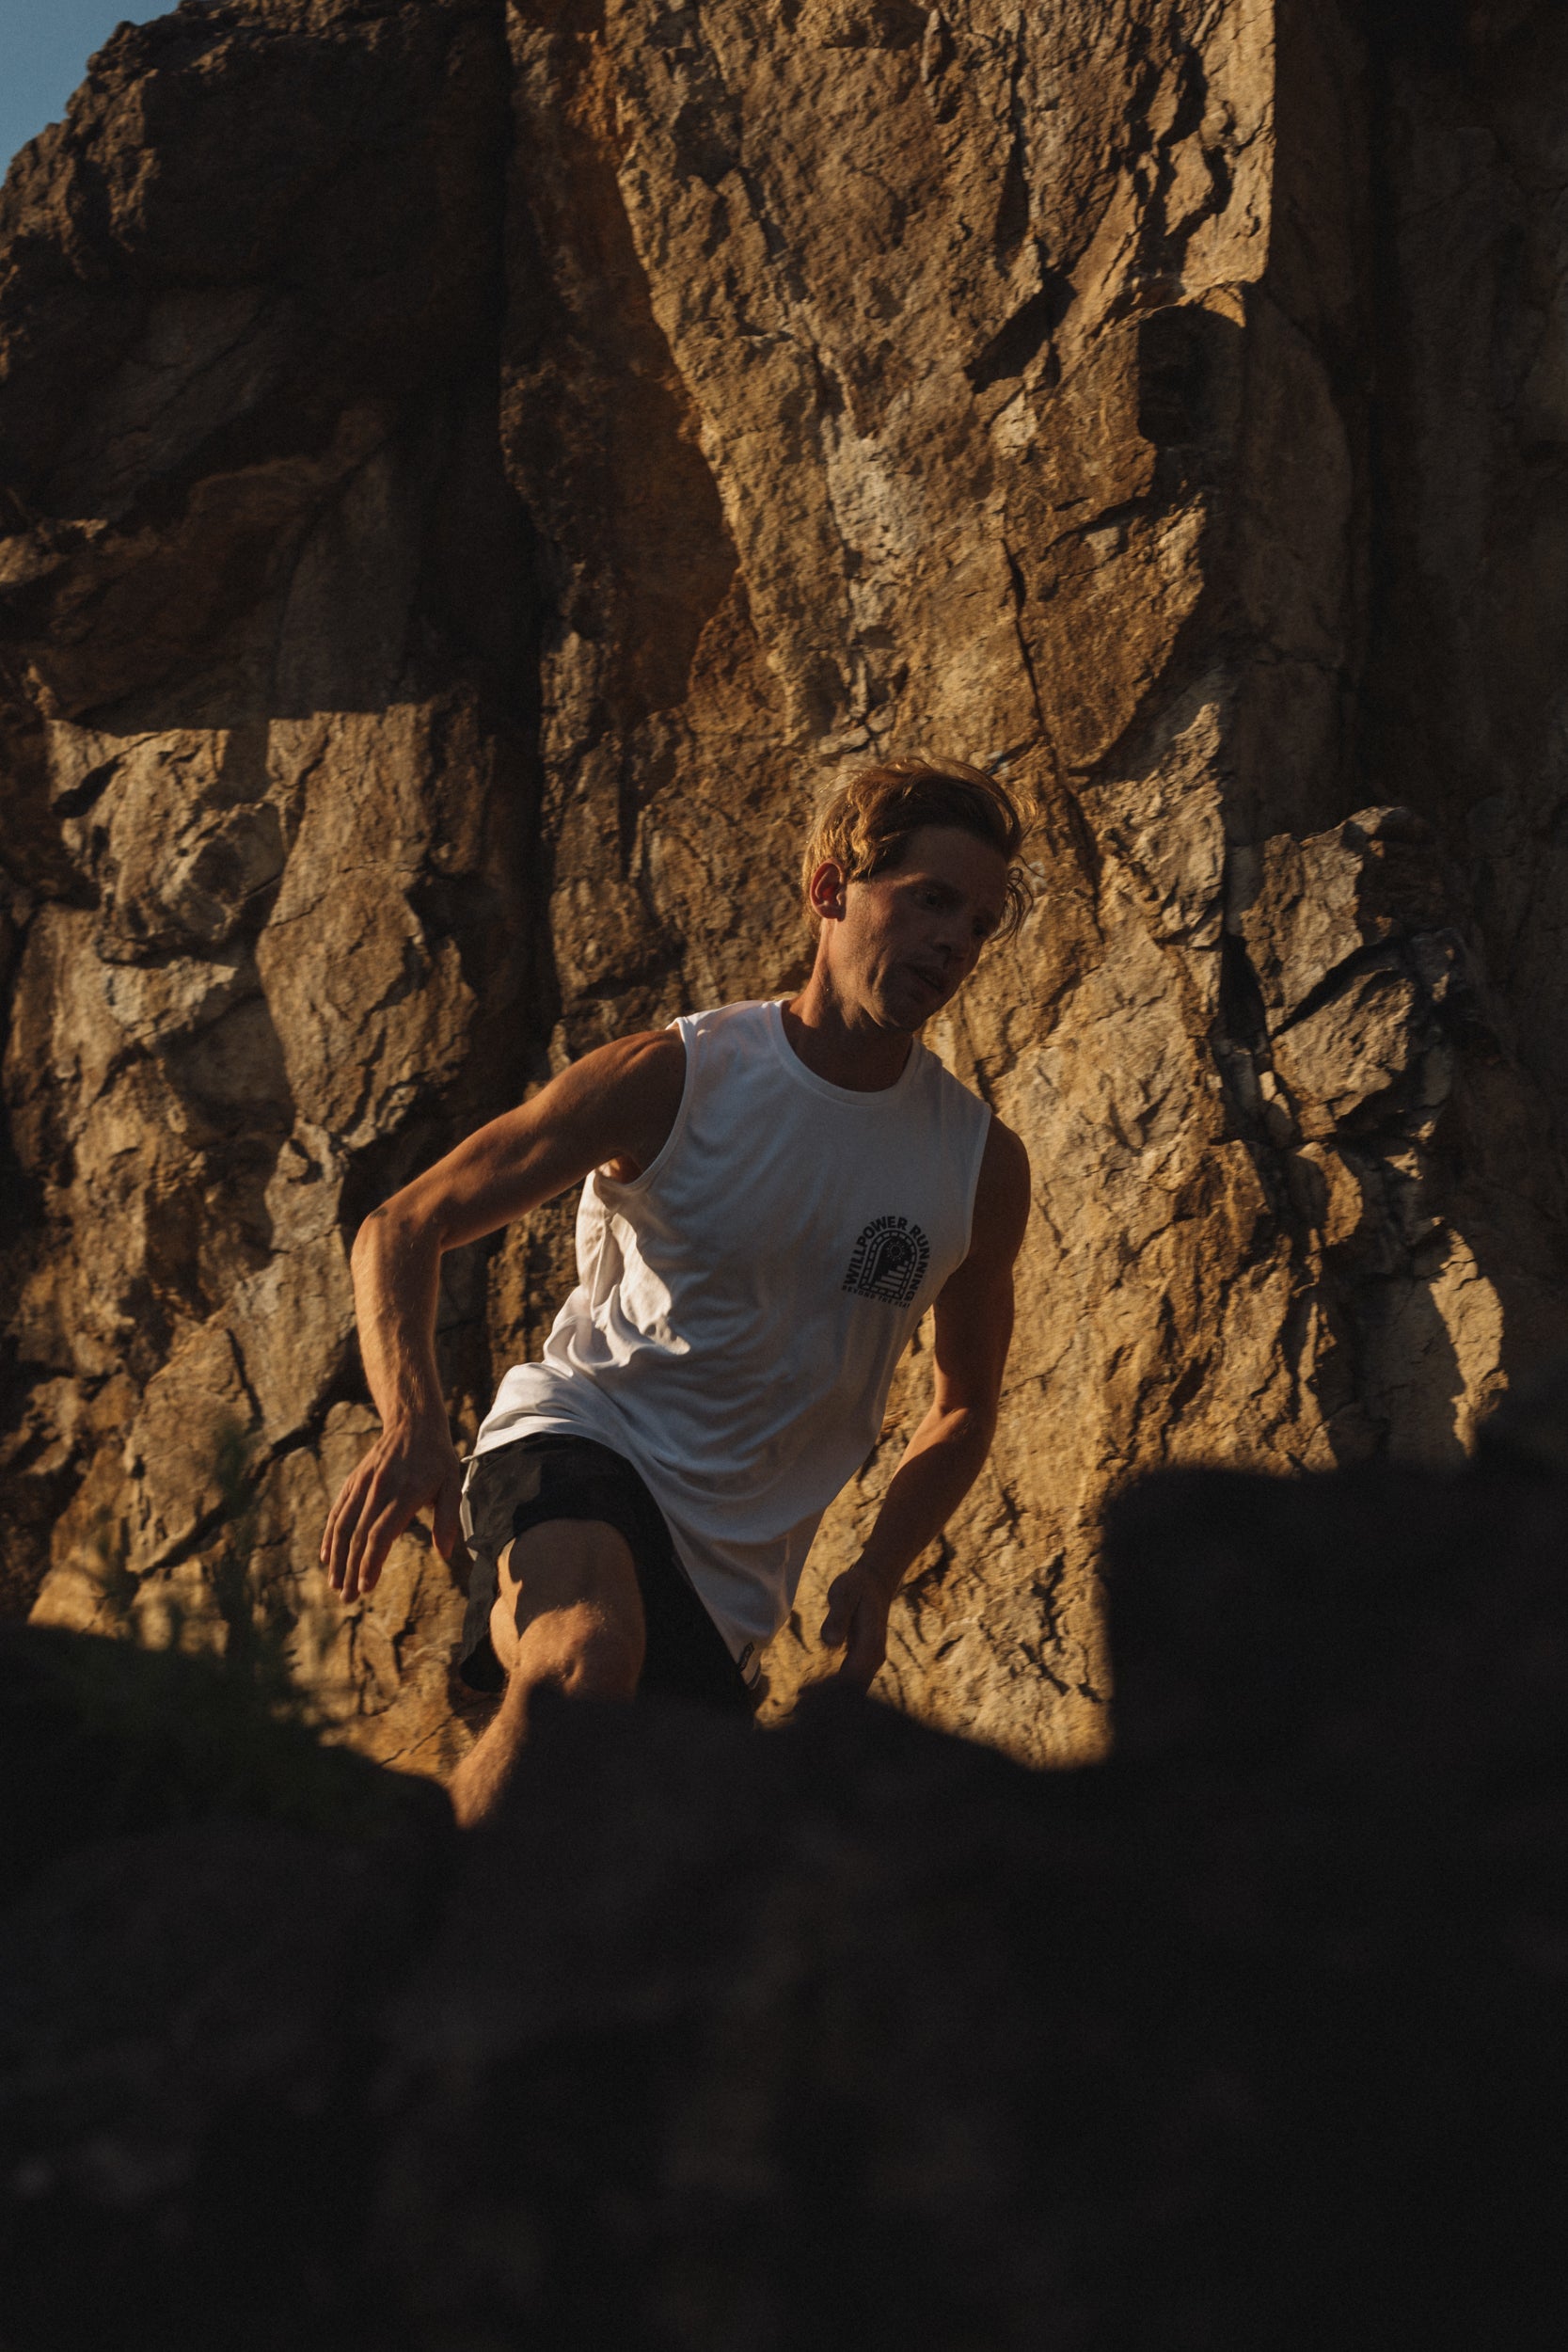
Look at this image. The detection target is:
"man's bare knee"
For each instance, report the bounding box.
[531,1603,641,1700]
[574,1621,641,1700]
[489,1518,643,1681]
[447,1597,640,1832]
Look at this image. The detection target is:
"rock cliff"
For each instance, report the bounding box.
[4,0,1568,1770]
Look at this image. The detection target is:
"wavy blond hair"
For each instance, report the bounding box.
[800,756,1033,939]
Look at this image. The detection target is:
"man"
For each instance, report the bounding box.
[323,757,1033,1826]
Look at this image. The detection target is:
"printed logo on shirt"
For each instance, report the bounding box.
[843,1214,930,1308]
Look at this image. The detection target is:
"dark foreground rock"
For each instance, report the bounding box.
[0,1624,452,1905]
[0,1627,454,2347]
[0,1822,437,2351]
[3,1461,1568,2348]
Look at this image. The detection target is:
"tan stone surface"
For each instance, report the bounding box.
[4,0,1568,1771]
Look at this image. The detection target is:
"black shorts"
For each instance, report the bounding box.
[457,1432,757,1717]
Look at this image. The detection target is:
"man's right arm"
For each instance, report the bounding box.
[320,1028,686,1601]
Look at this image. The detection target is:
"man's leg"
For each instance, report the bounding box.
[448,1518,645,1830]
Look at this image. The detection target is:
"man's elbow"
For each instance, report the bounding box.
[350,1199,429,1279]
[944,1401,999,1461]
[349,1208,382,1278]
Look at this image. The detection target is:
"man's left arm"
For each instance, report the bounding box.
[821,1117,1033,1689]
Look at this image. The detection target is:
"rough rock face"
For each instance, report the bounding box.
[3,0,1568,1768]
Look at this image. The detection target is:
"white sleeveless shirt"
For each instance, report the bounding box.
[472,1000,992,1673]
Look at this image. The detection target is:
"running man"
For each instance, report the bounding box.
[322,759,1033,1825]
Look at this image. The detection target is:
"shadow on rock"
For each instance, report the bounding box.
[4,1461,1567,2347]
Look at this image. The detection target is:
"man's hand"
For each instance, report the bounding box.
[321,1417,464,1603]
[820,1561,895,1690]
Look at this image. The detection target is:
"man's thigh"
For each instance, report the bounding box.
[460,1435,651,1692]
[457,1433,752,1714]
[490,1517,646,1678]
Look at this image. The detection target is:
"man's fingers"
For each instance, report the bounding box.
[324,1451,381,1587]
[339,1445,410,1593]
[342,1512,380,1601]
[358,1495,420,1597]
[324,1486,357,1592]
[337,1496,373,1601]
[836,1619,885,1690]
[821,1572,889,1683]
[823,1576,887,1690]
[327,1476,379,1593]
[321,1471,356,1573]
[342,1482,395,1599]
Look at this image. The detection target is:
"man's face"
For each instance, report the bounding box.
[814,824,1011,1033]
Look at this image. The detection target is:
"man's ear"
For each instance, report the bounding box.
[808,857,849,924]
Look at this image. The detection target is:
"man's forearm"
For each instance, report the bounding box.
[856,1403,995,1598]
[323,1207,464,1596]
[349,1206,448,1432]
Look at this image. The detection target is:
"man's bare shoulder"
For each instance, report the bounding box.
[589,1025,686,1079]
[550,1025,688,1177]
[555,1025,685,1096]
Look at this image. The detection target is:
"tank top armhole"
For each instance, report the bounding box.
[593,1015,697,1200]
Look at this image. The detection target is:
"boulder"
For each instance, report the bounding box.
[1,1456,1564,2345]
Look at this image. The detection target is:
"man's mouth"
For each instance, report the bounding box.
[906,962,946,997]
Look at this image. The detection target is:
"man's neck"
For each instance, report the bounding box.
[780,974,915,1093]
